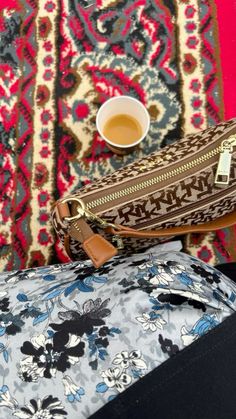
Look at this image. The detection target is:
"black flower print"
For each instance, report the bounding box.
[94,337,109,348]
[0,297,10,312]
[112,350,147,370]
[188,299,206,312]
[157,293,187,306]
[127,258,149,268]
[157,293,207,311]
[101,367,132,393]
[213,286,229,303]
[99,326,109,336]
[50,298,111,340]
[86,322,121,371]
[5,268,36,283]
[191,264,221,285]
[69,263,115,279]
[18,363,39,383]
[165,260,183,272]
[13,395,67,418]
[118,278,135,288]
[159,335,179,357]
[0,312,24,336]
[20,333,85,380]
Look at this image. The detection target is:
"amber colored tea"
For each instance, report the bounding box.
[103,114,142,145]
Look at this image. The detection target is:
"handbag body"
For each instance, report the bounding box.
[52,118,236,267]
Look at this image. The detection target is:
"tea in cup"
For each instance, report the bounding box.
[96,96,150,155]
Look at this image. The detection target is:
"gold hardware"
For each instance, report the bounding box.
[86,147,221,211]
[112,235,124,250]
[215,136,236,186]
[60,197,86,222]
[62,134,235,222]
[60,196,122,233]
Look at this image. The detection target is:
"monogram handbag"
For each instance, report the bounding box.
[52,119,236,268]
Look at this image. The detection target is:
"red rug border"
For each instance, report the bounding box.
[215,0,236,120]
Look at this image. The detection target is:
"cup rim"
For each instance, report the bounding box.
[96,95,150,149]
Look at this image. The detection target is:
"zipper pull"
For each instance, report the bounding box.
[215,136,236,186]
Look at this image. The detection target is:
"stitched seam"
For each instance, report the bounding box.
[113,316,236,416]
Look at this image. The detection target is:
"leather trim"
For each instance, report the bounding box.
[57,201,71,220]
[108,211,236,239]
[82,235,118,268]
[68,219,94,242]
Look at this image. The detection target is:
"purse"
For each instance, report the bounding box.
[52,118,236,268]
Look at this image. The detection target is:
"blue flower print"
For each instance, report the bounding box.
[63,375,85,403]
[147,260,203,293]
[0,342,9,363]
[137,260,174,285]
[63,275,107,297]
[176,272,203,292]
[181,314,219,346]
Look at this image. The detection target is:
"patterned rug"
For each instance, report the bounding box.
[0,0,234,271]
[184,0,236,265]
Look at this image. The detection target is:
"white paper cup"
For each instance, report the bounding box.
[96,96,150,155]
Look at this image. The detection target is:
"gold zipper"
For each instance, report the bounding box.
[85,135,236,211]
[215,137,236,185]
[58,133,236,257]
[86,146,219,210]
[59,134,236,255]
[61,135,236,226]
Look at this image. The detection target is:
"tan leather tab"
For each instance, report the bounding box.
[107,211,236,239]
[68,218,94,242]
[63,219,95,261]
[82,234,118,268]
[57,201,71,220]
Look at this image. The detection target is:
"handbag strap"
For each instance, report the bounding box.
[106,211,236,238]
[59,203,236,266]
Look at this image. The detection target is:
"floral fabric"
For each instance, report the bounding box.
[0,248,235,418]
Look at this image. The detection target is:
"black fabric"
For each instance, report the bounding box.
[216,263,236,283]
[91,311,236,419]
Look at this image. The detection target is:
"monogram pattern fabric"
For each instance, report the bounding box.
[67,118,236,197]
[102,166,236,227]
[52,119,236,261]
[52,194,236,261]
